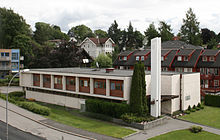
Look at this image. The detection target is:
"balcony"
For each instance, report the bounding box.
[0,66,11,70]
[0,57,10,61]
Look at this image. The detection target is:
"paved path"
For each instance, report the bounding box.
[124,117,220,140]
[0,99,92,140]
[0,86,23,94]
[0,120,45,140]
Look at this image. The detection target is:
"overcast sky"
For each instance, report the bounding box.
[1,0,220,35]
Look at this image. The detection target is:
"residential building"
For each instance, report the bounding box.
[20,68,200,114]
[80,37,115,58]
[0,49,20,78]
[113,41,220,93]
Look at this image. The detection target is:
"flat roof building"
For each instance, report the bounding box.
[20,67,200,114]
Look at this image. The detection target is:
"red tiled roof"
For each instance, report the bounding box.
[89,38,115,46]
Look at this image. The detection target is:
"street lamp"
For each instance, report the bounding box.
[6,69,29,140]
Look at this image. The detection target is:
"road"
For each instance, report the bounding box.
[0,120,45,140]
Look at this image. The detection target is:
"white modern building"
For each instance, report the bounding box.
[80,37,115,58]
[20,68,200,114]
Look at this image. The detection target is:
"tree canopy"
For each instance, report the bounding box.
[94,29,108,38]
[144,23,159,46]
[92,53,112,68]
[158,21,174,42]
[0,7,31,48]
[67,25,95,43]
[178,8,202,46]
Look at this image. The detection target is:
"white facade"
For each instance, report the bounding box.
[20,68,200,114]
[80,38,114,58]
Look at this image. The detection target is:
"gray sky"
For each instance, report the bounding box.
[1,0,220,35]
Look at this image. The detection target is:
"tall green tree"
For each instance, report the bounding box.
[201,28,216,44]
[94,29,108,38]
[0,7,31,48]
[144,23,159,46]
[67,25,95,43]
[33,22,68,44]
[158,21,174,42]
[130,63,143,115]
[178,8,202,45]
[207,38,218,49]
[93,53,112,68]
[140,63,148,114]
[108,20,121,45]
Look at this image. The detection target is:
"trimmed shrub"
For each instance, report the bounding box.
[193,105,196,109]
[8,91,25,98]
[18,102,50,116]
[184,110,191,114]
[191,109,196,112]
[197,103,201,108]
[205,94,220,107]
[189,126,203,133]
[121,113,155,123]
[86,99,129,118]
[188,105,192,111]
[195,107,200,111]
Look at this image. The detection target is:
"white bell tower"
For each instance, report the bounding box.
[150,37,161,117]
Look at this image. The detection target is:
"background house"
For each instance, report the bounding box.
[80,37,115,58]
[0,49,21,78]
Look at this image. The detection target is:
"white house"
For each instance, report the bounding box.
[80,37,115,58]
[20,68,200,114]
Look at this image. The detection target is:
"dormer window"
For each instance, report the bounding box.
[136,56,139,61]
[203,56,207,61]
[119,56,122,61]
[177,56,182,61]
[123,56,127,61]
[184,56,188,61]
[210,56,214,61]
[161,56,164,61]
[141,56,145,61]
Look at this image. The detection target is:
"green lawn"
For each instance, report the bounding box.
[149,129,220,140]
[40,103,136,138]
[179,106,220,129]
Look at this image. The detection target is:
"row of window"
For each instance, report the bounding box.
[136,56,145,61]
[177,56,189,61]
[202,56,215,62]
[34,75,123,91]
[201,80,219,88]
[200,68,219,75]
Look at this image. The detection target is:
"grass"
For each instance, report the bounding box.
[38,103,136,138]
[179,105,220,129]
[149,129,220,140]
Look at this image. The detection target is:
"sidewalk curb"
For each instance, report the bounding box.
[0,105,95,140]
[175,118,220,131]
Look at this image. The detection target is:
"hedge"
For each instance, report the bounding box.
[18,102,50,116]
[85,99,129,118]
[205,94,220,107]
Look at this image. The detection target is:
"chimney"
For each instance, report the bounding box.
[106,68,114,73]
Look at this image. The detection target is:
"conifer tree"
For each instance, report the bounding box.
[140,62,148,114]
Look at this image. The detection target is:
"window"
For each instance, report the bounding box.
[136,56,139,61]
[12,53,18,60]
[204,80,208,88]
[119,56,123,61]
[80,80,89,87]
[187,68,192,72]
[214,80,219,87]
[214,69,219,76]
[210,56,214,61]
[177,56,182,61]
[54,77,62,84]
[33,75,39,81]
[1,53,4,57]
[5,53,9,57]
[94,81,106,89]
[67,78,75,85]
[185,95,191,101]
[11,62,18,69]
[209,68,214,74]
[203,56,207,61]
[205,68,209,75]
[162,67,168,71]
[110,81,123,91]
[184,56,188,61]
[123,56,127,61]
[43,75,50,83]
[161,56,164,61]
[200,68,204,74]
[141,56,145,61]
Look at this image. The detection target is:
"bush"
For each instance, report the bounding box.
[189,126,203,133]
[86,99,129,118]
[191,109,196,112]
[193,105,196,109]
[18,102,50,116]
[188,105,192,111]
[205,94,220,107]
[195,107,200,111]
[9,91,25,98]
[197,103,201,108]
[184,110,191,114]
[121,113,155,123]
